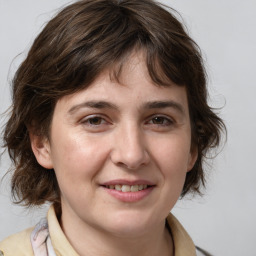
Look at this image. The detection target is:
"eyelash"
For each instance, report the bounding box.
[81,114,174,129]
[146,115,174,127]
[81,115,109,127]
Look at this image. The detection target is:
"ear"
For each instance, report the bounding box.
[29,131,53,169]
[187,146,198,172]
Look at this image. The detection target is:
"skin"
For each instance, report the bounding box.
[31,51,197,256]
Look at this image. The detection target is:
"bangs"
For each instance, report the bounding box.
[30,0,193,99]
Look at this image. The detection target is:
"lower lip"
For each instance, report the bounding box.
[103,186,154,202]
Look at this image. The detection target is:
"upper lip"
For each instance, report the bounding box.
[101,179,155,186]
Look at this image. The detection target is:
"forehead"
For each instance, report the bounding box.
[53,52,189,118]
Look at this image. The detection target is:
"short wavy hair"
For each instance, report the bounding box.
[3,0,225,207]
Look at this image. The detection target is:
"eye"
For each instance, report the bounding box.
[146,115,174,127]
[81,115,109,127]
[152,116,171,125]
[87,116,104,126]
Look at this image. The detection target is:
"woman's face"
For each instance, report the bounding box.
[33,52,197,237]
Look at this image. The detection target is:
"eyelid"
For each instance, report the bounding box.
[145,114,175,126]
[80,114,111,126]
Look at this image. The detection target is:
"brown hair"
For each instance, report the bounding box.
[2,0,225,207]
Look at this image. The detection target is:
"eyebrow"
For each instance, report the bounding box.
[143,101,185,115]
[68,100,185,115]
[68,101,118,114]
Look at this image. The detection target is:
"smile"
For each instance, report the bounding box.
[103,184,154,202]
[104,184,149,192]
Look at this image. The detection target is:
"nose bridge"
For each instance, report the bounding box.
[111,121,149,169]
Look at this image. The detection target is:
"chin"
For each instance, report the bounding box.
[101,210,159,237]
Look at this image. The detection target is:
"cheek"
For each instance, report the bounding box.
[151,136,191,200]
[50,132,110,184]
[151,138,191,211]
[153,135,192,174]
[50,135,110,207]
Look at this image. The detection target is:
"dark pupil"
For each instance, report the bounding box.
[152,117,164,124]
[89,117,101,125]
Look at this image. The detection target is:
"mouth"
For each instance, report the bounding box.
[103,184,152,192]
[101,180,155,202]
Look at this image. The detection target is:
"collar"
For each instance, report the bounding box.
[166,214,196,256]
[48,205,196,256]
[48,205,79,256]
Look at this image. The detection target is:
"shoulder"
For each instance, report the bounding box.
[0,227,34,256]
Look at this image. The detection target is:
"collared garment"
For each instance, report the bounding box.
[0,205,206,256]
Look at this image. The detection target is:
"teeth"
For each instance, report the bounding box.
[122,185,131,192]
[115,185,122,191]
[131,185,139,192]
[106,184,149,192]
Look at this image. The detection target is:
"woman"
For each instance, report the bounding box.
[0,0,224,255]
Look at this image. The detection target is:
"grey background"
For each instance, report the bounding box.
[1,0,256,255]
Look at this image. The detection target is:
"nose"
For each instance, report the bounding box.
[110,124,150,170]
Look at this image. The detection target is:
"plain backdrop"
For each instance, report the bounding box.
[0,1,256,255]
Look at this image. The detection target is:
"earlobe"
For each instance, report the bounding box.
[29,131,53,169]
[187,147,198,172]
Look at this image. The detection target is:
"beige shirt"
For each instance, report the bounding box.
[0,205,196,256]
